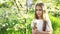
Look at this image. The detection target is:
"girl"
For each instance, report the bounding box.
[31,3,53,34]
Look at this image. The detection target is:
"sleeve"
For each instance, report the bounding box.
[31,20,34,28]
[46,19,53,31]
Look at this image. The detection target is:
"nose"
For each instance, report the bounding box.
[37,11,40,14]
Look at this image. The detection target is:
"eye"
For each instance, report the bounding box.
[39,9,42,11]
[35,9,42,11]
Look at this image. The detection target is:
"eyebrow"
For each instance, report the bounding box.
[36,9,42,10]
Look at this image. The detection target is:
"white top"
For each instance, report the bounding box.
[31,19,53,31]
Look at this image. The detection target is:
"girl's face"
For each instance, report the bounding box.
[35,6,43,18]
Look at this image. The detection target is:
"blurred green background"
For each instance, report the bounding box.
[0,0,60,34]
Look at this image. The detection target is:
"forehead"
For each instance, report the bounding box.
[36,6,42,9]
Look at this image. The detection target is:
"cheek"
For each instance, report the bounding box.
[36,11,40,15]
[40,11,42,14]
[36,11,38,14]
[36,11,43,16]
[38,11,43,15]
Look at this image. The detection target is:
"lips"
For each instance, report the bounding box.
[38,13,41,15]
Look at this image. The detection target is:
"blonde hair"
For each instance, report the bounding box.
[35,3,48,31]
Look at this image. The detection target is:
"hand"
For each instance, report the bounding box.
[35,29,43,34]
[32,29,38,34]
[35,29,41,34]
[32,29,42,34]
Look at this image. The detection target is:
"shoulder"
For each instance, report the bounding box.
[45,18,52,27]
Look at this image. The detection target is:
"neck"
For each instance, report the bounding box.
[39,17,41,19]
[39,16,43,19]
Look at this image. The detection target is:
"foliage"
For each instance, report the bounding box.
[0,0,60,34]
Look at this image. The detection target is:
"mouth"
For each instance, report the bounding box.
[38,13,41,15]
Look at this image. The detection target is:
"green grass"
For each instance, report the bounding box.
[0,9,60,34]
[49,14,60,34]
